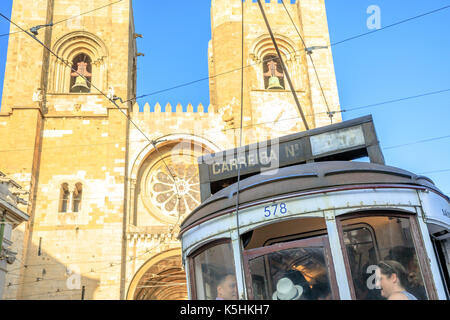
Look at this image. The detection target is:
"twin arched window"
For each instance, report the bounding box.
[59,183,83,213]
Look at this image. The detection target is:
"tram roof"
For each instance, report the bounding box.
[180,161,447,234]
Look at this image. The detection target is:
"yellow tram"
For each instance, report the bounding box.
[179,116,449,300]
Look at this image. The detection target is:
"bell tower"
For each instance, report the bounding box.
[0,0,137,300]
[209,0,342,142]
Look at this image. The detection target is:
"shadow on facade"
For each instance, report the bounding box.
[3,229,100,300]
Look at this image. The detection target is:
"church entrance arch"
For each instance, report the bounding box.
[127,248,187,300]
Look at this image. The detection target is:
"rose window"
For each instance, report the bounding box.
[143,154,201,222]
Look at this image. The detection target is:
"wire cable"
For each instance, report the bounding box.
[418,169,450,175]
[383,134,450,150]
[0,86,449,155]
[232,0,246,300]
[0,0,123,38]
[336,88,450,114]
[3,288,82,300]
[280,0,333,123]
[256,0,309,130]
[119,4,450,104]
[330,4,450,47]
[0,12,184,229]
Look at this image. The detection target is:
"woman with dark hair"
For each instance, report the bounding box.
[375,260,418,300]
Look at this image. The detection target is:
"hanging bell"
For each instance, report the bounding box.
[71,76,90,93]
[267,76,284,90]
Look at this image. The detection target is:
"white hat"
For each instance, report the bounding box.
[272,277,303,300]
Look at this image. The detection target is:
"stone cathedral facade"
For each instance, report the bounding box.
[0,0,341,299]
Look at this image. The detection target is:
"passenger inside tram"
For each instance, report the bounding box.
[313,280,332,300]
[386,246,427,300]
[341,215,429,300]
[375,260,418,300]
[215,273,238,300]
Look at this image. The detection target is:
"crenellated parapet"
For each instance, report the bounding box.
[242,0,297,3]
[131,102,215,114]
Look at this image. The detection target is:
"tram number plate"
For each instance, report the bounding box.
[264,203,288,217]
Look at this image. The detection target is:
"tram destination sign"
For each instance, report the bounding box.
[198,115,384,201]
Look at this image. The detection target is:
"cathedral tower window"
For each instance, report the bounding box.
[72,183,83,213]
[250,34,301,91]
[70,54,92,93]
[59,183,70,213]
[49,31,108,94]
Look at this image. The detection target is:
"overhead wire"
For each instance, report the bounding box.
[232,0,246,300]
[329,4,450,47]
[0,11,185,230]
[1,2,450,298]
[280,0,333,123]
[383,134,450,150]
[6,128,450,273]
[0,13,190,296]
[418,169,450,175]
[5,241,182,293]
[0,86,449,155]
[2,3,447,106]
[119,4,450,104]
[0,0,123,38]
[3,288,82,300]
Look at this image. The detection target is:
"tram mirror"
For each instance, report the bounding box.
[198,115,385,201]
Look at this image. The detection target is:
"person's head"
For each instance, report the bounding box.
[314,281,332,300]
[375,260,409,298]
[216,273,237,300]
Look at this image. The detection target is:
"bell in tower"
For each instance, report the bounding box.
[70,54,92,93]
[264,58,284,90]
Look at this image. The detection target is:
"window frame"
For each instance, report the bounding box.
[187,238,234,300]
[72,182,83,213]
[262,54,285,91]
[59,183,70,213]
[335,210,438,300]
[242,235,340,300]
[70,53,93,93]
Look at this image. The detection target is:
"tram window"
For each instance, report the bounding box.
[339,215,429,300]
[244,217,327,250]
[190,241,237,300]
[244,237,338,300]
[431,237,450,298]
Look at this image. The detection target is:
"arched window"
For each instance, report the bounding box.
[59,183,70,213]
[263,54,285,90]
[49,31,108,94]
[250,34,302,91]
[72,183,83,212]
[70,54,92,93]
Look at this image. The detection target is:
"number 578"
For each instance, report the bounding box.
[264,203,287,217]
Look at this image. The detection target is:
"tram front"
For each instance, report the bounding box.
[178,116,450,300]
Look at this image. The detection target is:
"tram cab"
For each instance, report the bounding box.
[179,116,450,300]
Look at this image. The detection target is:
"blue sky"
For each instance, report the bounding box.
[0,0,449,195]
